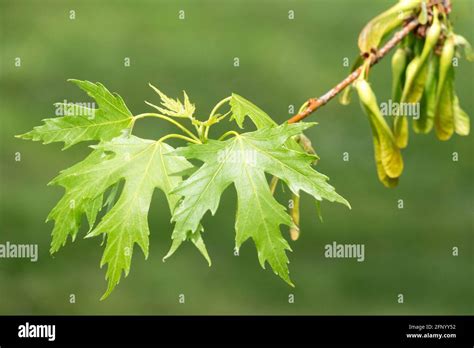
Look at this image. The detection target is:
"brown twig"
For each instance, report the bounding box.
[288,18,420,124]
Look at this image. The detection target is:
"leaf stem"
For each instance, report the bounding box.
[204,125,211,141]
[157,133,201,144]
[133,113,200,141]
[269,176,279,194]
[203,110,231,140]
[218,130,240,141]
[209,96,232,118]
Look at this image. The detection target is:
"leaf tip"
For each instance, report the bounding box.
[67,78,81,85]
[100,291,111,301]
[84,230,97,239]
[344,199,352,210]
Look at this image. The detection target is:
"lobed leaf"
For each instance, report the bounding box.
[169,123,349,285]
[229,93,310,154]
[17,80,133,149]
[47,135,208,299]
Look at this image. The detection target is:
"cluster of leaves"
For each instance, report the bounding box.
[18,80,349,299]
[341,0,472,187]
[16,0,472,299]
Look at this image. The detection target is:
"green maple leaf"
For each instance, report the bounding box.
[47,135,209,299]
[230,93,276,128]
[47,149,112,252]
[169,123,349,285]
[229,93,314,154]
[16,80,133,149]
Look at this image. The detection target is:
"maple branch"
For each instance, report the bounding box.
[287,18,420,124]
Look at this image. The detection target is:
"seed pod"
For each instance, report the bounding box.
[418,1,428,25]
[289,194,300,241]
[454,34,474,62]
[421,8,442,58]
[402,56,429,104]
[358,0,422,54]
[292,133,319,165]
[394,12,441,147]
[393,114,409,148]
[355,79,404,182]
[434,73,454,140]
[453,95,470,136]
[401,9,441,104]
[391,47,408,102]
[391,46,409,147]
[339,86,353,106]
[434,35,455,140]
[402,31,416,57]
[373,136,399,188]
[436,35,455,102]
[413,55,439,133]
[295,133,316,157]
[393,43,421,148]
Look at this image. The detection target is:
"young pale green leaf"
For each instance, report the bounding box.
[146,83,195,118]
[17,80,134,149]
[47,135,208,299]
[169,123,349,285]
[358,0,422,54]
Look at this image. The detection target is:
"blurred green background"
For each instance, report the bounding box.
[0,0,473,315]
